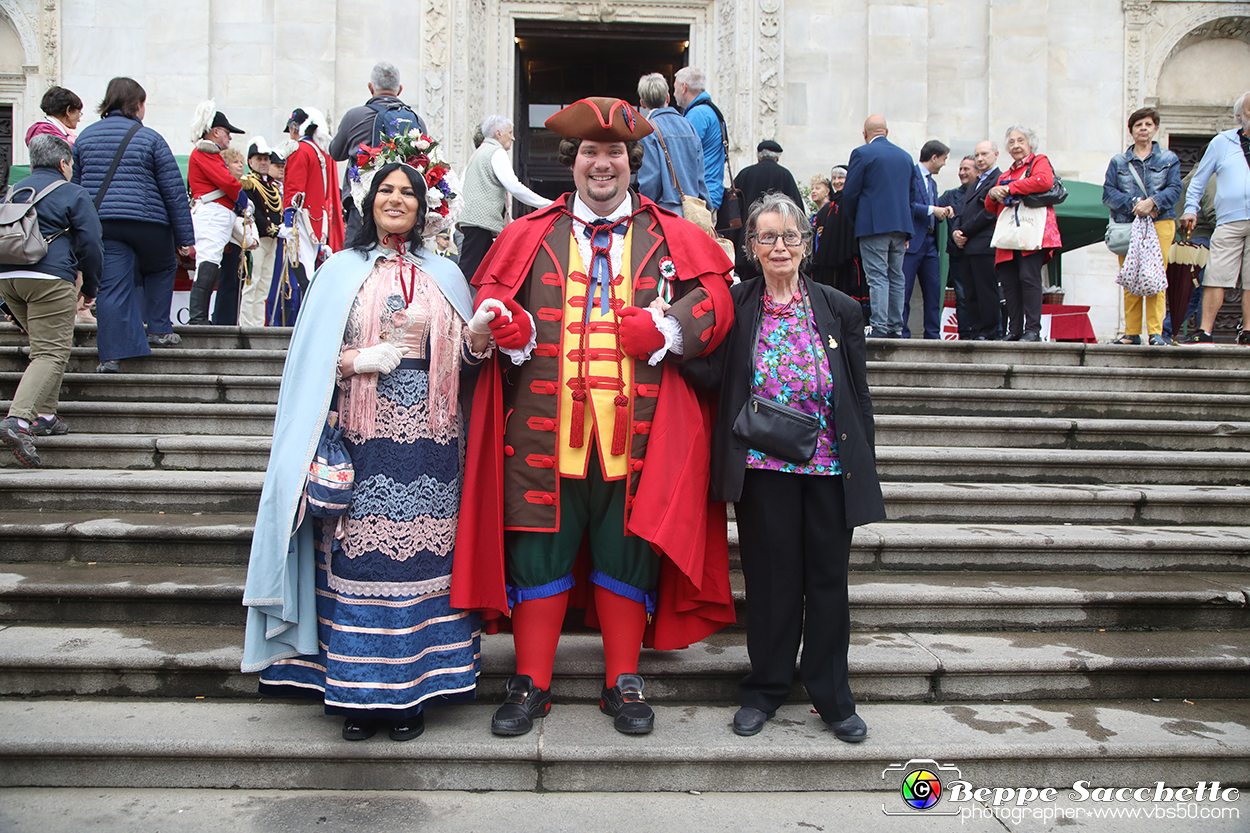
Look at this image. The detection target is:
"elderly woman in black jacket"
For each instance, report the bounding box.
[683,192,885,743]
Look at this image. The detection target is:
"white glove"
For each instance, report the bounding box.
[468,298,507,335]
[352,342,406,375]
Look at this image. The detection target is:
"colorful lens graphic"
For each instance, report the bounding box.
[901,768,942,810]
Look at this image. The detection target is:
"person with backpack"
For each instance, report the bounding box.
[329,61,427,242]
[0,134,103,467]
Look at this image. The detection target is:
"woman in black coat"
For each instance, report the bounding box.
[683,193,885,742]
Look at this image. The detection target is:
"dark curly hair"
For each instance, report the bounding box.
[557,138,644,173]
[349,162,429,253]
[41,86,83,118]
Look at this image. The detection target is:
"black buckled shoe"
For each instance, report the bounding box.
[600,673,655,735]
[732,706,773,737]
[491,674,553,736]
[826,713,868,743]
[388,712,425,742]
[342,718,378,741]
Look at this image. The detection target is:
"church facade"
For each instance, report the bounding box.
[2,0,1247,335]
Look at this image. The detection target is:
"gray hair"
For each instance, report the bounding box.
[28,133,72,170]
[637,73,669,110]
[674,66,706,94]
[830,165,848,178]
[1235,92,1250,125]
[743,192,814,266]
[370,61,401,93]
[758,149,781,161]
[480,115,511,142]
[1003,123,1039,152]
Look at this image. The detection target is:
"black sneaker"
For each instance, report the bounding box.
[388,712,425,742]
[341,718,378,741]
[1180,329,1214,345]
[0,417,40,468]
[600,673,655,735]
[491,674,553,736]
[1238,330,1250,346]
[147,332,182,347]
[29,414,69,436]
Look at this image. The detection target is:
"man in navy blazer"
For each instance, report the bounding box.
[902,140,954,338]
[841,115,920,337]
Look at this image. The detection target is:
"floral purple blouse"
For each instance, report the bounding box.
[745,284,841,475]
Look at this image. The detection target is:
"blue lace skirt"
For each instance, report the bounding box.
[260,365,481,717]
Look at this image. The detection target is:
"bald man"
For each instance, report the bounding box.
[840,116,920,338]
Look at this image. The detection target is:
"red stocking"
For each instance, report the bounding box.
[594,584,648,688]
[512,590,570,691]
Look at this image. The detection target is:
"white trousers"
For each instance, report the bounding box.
[193,201,235,268]
[239,236,277,327]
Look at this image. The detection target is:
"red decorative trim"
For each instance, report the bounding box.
[529,380,558,395]
[526,417,557,432]
[525,454,556,469]
[523,490,557,505]
[537,307,564,321]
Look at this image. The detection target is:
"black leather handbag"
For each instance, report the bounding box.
[731,282,824,465]
[1018,158,1068,208]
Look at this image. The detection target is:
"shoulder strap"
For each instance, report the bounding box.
[687,99,737,181]
[650,122,685,198]
[1125,159,1148,196]
[30,179,68,206]
[94,120,144,211]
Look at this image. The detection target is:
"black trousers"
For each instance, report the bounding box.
[457,225,497,285]
[997,250,1043,337]
[965,253,1002,339]
[735,468,855,722]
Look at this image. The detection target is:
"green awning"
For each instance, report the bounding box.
[1054,180,1109,253]
[6,155,190,188]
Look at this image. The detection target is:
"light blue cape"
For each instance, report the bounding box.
[241,245,472,672]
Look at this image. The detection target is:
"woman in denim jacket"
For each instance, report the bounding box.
[1102,106,1182,345]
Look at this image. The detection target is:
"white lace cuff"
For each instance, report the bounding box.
[646,308,684,366]
[498,309,538,365]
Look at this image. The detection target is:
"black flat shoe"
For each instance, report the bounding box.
[826,713,868,743]
[342,718,378,741]
[491,674,553,736]
[732,706,773,737]
[600,673,654,735]
[388,712,425,742]
[1018,332,1041,343]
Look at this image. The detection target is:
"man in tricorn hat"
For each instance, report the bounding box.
[187,102,247,325]
[452,96,736,736]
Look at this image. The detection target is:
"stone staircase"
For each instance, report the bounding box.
[0,325,1247,793]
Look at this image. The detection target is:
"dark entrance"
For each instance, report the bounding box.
[0,105,12,188]
[513,20,689,207]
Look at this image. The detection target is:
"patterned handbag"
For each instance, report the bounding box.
[1115,216,1167,297]
[306,415,353,517]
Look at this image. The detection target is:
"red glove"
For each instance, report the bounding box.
[488,296,533,351]
[617,306,666,358]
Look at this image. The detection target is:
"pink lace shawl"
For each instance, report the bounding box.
[338,250,463,439]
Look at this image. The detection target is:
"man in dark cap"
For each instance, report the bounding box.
[730,140,803,279]
[238,137,283,326]
[187,102,247,324]
[452,96,736,739]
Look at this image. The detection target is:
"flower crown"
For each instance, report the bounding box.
[348,130,463,239]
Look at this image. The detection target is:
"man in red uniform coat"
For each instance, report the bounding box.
[279,107,344,300]
[187,105,245,324]
[452,97,735,736]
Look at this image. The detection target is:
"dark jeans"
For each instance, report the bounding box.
[97,220,177,361]
[735,468,856,723]
[211,245,243,325]
[997,250,1044,338]
[458,225,497,286]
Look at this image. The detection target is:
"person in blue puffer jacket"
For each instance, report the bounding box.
[73,77,194,372]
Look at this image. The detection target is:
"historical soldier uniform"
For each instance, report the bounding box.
[187,104,246,324]
[238,138,283,327]
[452,97,736,737]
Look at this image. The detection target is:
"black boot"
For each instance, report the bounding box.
[188,262,219,325]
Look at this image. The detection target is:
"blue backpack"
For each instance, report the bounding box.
[368,101,423,145]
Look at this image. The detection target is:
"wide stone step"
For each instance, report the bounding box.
[1,433,273,471]
[0,400,277,435]
[0,323,293,351]
[0,372,279,404]
[0,347,288,377]
[0,470,264,512]
[871,385,1250,422]
[3,562,1244,631]
[0,512,256,564]
[875,415,1250,453]
[868,361,1250,395]
[0,697,1246,791]
[1,625,1246,703]
[866,337,1247,371]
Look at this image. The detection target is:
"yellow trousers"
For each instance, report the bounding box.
[1119,219,1175,336]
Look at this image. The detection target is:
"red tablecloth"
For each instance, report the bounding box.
[1042,303,1096,343]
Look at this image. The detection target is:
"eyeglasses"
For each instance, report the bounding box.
[752,230,803,247]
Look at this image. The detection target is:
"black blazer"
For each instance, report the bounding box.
[955,167,1001,256]
[682,276,887,528]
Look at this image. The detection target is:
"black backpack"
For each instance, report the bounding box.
[368,101,423,145]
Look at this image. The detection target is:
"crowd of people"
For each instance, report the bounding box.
[4,61,1249,747]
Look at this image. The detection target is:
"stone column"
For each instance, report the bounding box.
[866,0,930,153]
[271,0,336,122]
[987,0,1050,144]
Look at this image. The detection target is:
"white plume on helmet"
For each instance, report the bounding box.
[248,135,271,156]
[190,100,216,143]
[300,107,332,153]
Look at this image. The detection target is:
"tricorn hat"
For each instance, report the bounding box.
[212,111,245,134]
[544,97,652,142]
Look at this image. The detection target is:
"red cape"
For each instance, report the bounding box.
[451,195,736,649]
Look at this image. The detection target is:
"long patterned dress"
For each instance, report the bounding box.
[259,254,483,719]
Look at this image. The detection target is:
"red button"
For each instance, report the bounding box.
[504,445,514,457]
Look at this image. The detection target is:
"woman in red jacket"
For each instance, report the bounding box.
[985,124,1063,342]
